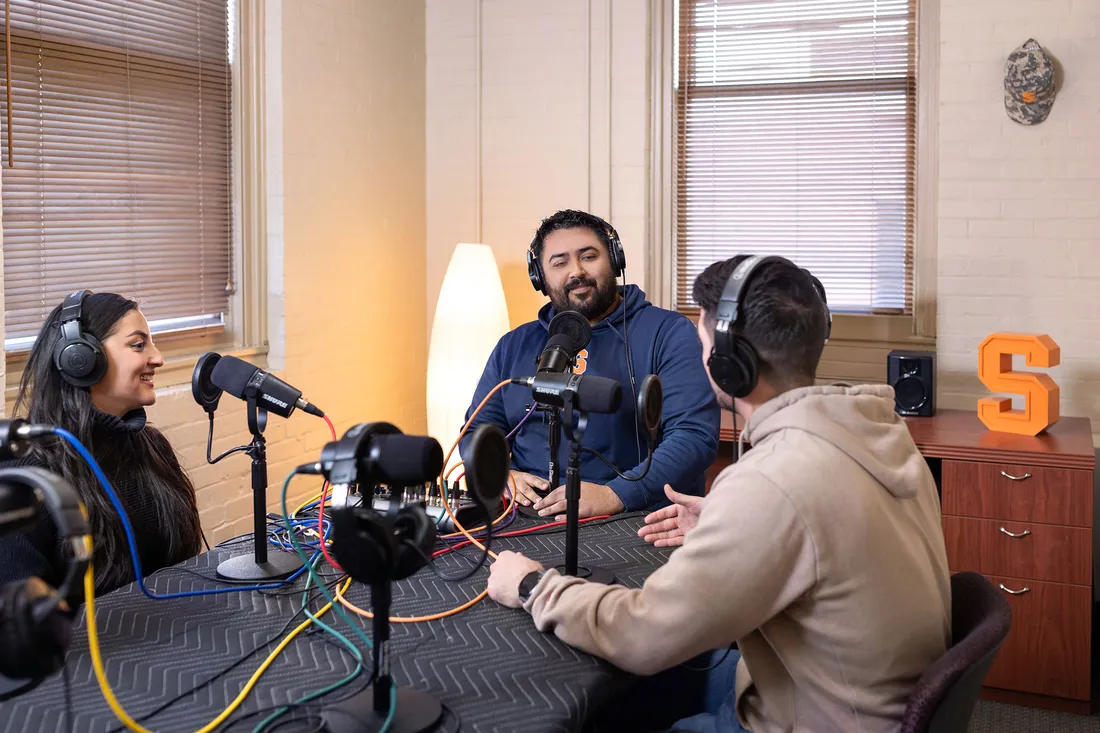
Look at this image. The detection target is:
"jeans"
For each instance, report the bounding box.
[589,648,749,733]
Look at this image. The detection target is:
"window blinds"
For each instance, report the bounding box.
[0,0,232,348]
[675,0,916,315]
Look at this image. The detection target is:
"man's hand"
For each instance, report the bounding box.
[637,485,705,548]
[509,471,550,507]
[487,550,546,608]
[534,482,625,521]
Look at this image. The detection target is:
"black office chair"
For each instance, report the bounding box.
[901,571,1012,733]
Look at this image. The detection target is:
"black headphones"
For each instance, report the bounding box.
[0,464,92,690]
[52,290,108,388]
[527,213,627,295]
[329,502,436,586]
[707,255,832,399]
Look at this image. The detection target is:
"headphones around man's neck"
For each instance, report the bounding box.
[707,255,832,399]
[526,214,627,295]
[52,290,108,389]
[0,461,92,693]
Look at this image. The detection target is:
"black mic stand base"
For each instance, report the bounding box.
[215,551,303,582]
[552,561,616,586]
[322,687,442,733]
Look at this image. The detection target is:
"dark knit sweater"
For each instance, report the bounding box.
[0,408,195,596]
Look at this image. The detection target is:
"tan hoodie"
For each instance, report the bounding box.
[524,384,951,733]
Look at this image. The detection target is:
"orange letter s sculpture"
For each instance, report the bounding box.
[977,333,1060,436]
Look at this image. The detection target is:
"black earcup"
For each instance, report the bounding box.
[729,338,759,398]
[330,507,398,587]
[609,236,627,278]
[527,248,546,295]
[708,339,758,400]
[0,579,67,681]
[392,506,436,581]
[53,334,107,389]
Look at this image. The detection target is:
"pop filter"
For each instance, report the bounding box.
[548,310,591,352]
[638,375,663,441]
[464,424,510,505]
[191,352,223,415]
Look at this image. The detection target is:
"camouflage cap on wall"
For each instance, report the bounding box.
[1004,39,1056,125]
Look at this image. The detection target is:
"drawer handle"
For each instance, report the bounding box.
[1000,470,1032,481]
[999,584,1031,595]
[999,527,1031,538]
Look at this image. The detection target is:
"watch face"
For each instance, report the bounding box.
[519,570,541,600]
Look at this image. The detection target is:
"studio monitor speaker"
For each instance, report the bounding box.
[887,350,935,417]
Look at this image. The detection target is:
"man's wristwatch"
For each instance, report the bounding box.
[518,569,545,604]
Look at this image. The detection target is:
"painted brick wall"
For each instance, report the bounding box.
[937,0,1100,442]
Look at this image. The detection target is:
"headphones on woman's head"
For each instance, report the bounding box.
[527,213,627,295]
[707,255,832,399]
[52,290,108,388]
[0,465,92,689]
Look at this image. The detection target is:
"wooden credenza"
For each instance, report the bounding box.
[715,408,1095,713]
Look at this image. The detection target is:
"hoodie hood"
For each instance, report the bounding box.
[538,284,651,333]
[742,384,922,499]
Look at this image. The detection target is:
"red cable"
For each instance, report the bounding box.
[432,515,612,558]
[318,416,343,572]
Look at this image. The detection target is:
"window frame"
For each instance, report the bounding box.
[647,0,937,382]
[2,0,272,403]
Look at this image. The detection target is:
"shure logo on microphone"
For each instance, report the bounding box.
[534,386,555,396]
[262,394,290,409]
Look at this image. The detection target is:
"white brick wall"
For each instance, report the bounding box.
[937,0,1100,442]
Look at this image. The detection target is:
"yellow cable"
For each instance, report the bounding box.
[86,565,353,733]
[291,490,323,519]
[334,584,489,622]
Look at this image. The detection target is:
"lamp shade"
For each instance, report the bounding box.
[427,243,510,470]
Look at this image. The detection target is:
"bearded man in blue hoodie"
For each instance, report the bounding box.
[460,209,720,519]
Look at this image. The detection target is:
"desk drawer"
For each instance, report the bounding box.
[942,516,1091,585]
[942,460,1093,528]
[981,574,1091,701]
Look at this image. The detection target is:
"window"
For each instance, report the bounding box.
[674,0,917,316]
[0,0,233,351]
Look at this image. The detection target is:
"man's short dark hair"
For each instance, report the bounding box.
[530,209,614,261]
[692,255,827,390]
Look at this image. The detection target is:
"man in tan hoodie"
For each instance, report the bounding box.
[487,254,952,733]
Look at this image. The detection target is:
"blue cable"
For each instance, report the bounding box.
[54,427,314,599]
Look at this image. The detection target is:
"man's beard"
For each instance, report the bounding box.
[549,276,619,321]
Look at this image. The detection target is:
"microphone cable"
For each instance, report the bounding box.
[54,427,313,599]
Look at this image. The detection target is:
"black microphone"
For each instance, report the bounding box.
[364,434,444,486]
[536,311,592,374]
[209,355,325,419]
[511,373,622,415]
[316,422,443,488]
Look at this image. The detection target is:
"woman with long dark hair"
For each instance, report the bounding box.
[0,291,203,595]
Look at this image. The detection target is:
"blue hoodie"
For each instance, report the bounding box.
[459,285,720,511]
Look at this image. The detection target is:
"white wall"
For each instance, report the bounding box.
[426,0,652,330]
[936,0,1100,441]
